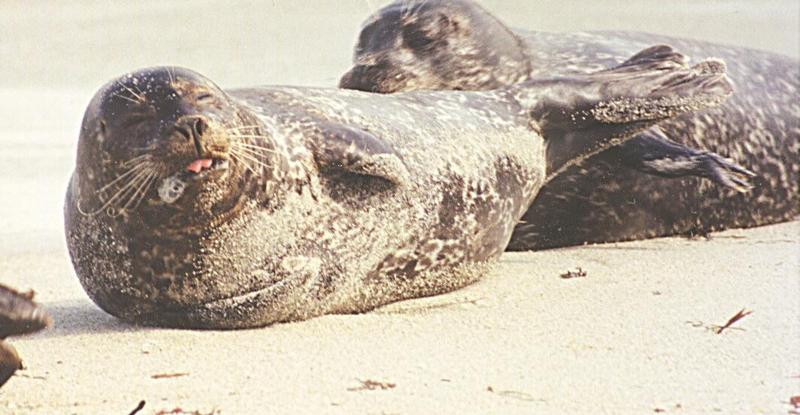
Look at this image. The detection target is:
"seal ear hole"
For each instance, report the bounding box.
[99,120,107,135]
[436,14,457,32]
[402,24,435,50]
[403,13,462,50]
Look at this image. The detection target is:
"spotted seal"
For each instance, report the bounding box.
[65,49,731,328]
[341,0,799,250]
[0,284,51,387]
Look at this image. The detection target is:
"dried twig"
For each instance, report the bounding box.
[560,267,587,279]
[128,400,146,415]
[151,372,189,379]
[348,379,396,391]
[714,308,753,334]
[486,385,543,402]
[155,409,219,415]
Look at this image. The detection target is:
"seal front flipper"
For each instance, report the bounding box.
[512,44,734,180]
[617,127,756,192]
[311,121,410,186]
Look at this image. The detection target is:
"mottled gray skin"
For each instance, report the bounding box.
[65,56,730,328]
[341,0,799,250]
[0,284,51,388]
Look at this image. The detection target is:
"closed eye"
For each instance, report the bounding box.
[123,114,150,128]
[403,27,435,49]
[197,92,213,101]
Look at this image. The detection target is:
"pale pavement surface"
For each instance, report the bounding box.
[0,1,798,414]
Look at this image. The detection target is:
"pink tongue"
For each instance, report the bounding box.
[186,158,213,173]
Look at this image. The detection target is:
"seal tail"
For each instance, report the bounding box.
[511,44,734,181]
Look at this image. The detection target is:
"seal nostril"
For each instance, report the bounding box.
[175,125,192,141]
[173,116,208,147]
[193,117,208,137]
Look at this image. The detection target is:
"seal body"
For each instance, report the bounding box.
[509,31,799,249]
[341,0,800,250]
[65,57,730,328]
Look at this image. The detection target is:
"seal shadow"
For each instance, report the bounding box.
[36,299,147,339]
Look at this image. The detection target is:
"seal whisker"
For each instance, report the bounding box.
[131,84,147,100]
[123,168,160,211]
[229,147,270,171]
[230,137,275,141]
[229,133,274,139]
[230,144,268,155]
[231,141,279,154]
[117,169,159,213]
[78,165,154,216]
[231,146,290,174]
[101,167,154,207]
[228,150,263,175]
[95,165,151,195]
[122,154,154,168]
[231,137,273,142]
[110,91,141,105]
[231,138,279,149]
[226,125,262,132]
[226,152,251,172]
[115,80,146,103]
[96,161,154,194]
[231,155,259,175]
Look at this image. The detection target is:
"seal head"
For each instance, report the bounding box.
[340,0,529,92]
[66,67,295,320]
[73,67,278,229]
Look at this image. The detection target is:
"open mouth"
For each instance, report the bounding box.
[185,158,229,176]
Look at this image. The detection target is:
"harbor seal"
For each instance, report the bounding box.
[65,49,731,328]
[341,0,799,250]
[0,284,51,387]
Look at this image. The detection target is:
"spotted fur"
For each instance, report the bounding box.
[342,0,799,250]
[66,60,730,328]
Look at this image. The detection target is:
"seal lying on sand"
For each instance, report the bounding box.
[341,0,799,250]
[65,48,731,328]
[0,284,51,387]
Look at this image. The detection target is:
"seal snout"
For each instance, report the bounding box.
[174,115,212,157]
[340,58,414,93]
[174,115,209,145]
[172,115,230,175]
[340,64,381,91]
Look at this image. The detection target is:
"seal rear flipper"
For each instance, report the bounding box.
[311,122,410,186]
[512,44,734,180]
[616,127,756,192]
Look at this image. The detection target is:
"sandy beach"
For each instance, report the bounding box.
[0,1,798,414]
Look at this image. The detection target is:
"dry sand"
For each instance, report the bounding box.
[0,1,798,414]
